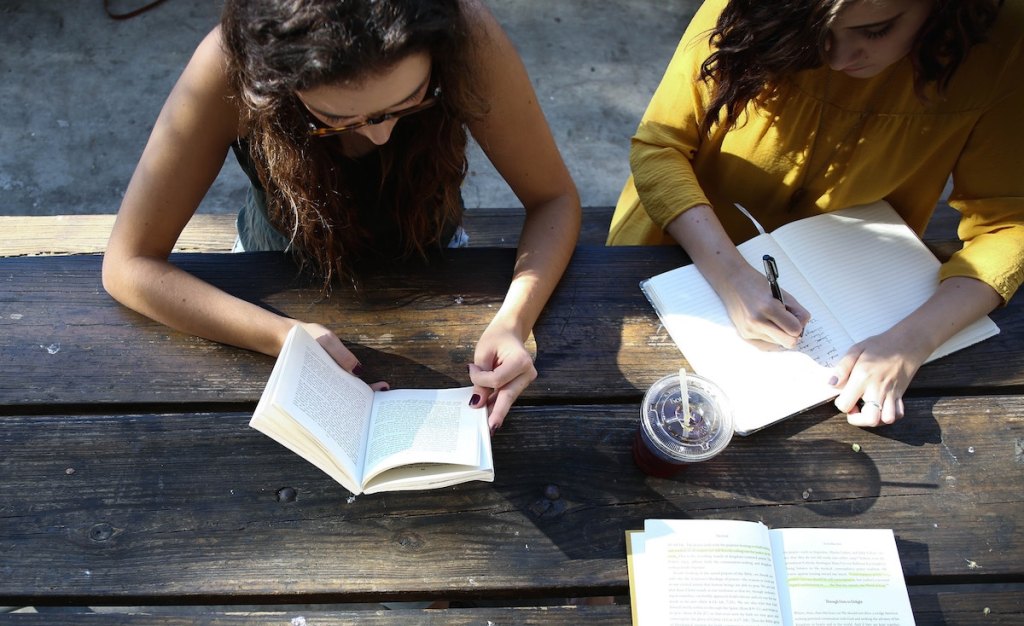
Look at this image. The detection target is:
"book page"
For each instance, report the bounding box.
[362,409,493,494]
[631,519,785,625]
[361,387,486,482]
[251,326,374,487]
[772,202,998,362]
[642,235,846,435]
[769,528,915,626]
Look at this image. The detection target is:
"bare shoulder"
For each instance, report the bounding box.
[459,0,511,52]
[171,25,243,138]
[459,0,495,27]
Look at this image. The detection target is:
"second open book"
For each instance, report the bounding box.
[641,201,1000,435]
[626,520,915,625]
[251,325,493,495]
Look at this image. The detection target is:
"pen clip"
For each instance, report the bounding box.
[762,254,785,305]
[762,254,778,281]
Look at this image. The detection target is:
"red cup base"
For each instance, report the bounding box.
[632,428,687,477]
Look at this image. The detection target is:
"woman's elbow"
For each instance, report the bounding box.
[100,247,142,306]
[101,251,126,302]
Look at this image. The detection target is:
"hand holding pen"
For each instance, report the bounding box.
[754,253,811,348]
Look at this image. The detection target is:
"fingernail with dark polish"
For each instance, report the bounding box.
[469,393,481,406]
[353,364,365,376]
[828,376,838,386]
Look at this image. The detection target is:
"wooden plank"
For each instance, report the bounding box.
[1,588,1022,625]
[0,215,236,257]
[909,583,1024,625]
[1,396,1020,604]
[1,587,1020,625]
[0,201,954,257]
[0,208,614,257]
[0,606,632,625]
[465,207,613,247]
[2,247,1023,407]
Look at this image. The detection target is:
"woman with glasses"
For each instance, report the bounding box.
[608,0,1022,427]
[103,0,582,431]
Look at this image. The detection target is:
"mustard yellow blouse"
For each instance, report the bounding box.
[608,0,1024,303]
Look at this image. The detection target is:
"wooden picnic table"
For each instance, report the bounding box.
[1,241,1022,624]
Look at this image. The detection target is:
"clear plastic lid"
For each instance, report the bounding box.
[640,372,734,463]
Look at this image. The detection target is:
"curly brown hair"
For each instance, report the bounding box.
[699,0,1004,135]
[221,0,485,289]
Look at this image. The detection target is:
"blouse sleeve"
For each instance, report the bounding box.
[629,1,722,230]
[942,39,1024,303]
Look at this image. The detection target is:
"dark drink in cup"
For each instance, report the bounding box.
[632,372,734,477]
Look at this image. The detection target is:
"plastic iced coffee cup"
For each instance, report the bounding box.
[632,371,734,477]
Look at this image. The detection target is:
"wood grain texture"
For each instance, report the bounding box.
[0,207,614,257]
[0,200,958,258]
[1,397,1020,604]
[0,605,632,625]
[2,247,1022,408]
[909,584,1024,625]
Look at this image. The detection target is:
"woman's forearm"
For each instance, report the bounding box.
[891,276,1002,355]
[490,193,580,339]
[102,254,297,357]
[664,203,749,287]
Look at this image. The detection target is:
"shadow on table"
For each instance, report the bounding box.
[490,396,949,562]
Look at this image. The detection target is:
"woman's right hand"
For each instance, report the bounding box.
[714,263,811,349]
[664,203,811,350]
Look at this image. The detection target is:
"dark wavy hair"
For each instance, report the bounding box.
[221,0,485,289]
[699,0,1004,135]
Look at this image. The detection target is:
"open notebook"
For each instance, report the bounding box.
[641,201,1000,435]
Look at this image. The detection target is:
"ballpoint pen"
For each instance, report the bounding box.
[762,254,785,306]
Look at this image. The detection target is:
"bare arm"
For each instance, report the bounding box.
[102,29,361,372]
[461,0,582,428]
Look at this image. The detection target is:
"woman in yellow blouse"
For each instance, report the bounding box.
[609,0,1023,427]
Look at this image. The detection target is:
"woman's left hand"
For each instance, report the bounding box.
[831,277,1002,427]
[830,326,932,427]
[467,323,537,433]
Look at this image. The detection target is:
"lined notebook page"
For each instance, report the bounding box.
[642,235,844,435]
[773,202,999,361]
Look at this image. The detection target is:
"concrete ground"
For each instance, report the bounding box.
[0,0,701,217]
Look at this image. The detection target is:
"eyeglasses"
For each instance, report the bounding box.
[306,86,442,138]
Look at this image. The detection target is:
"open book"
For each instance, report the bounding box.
[641,201,1000,435]
[250,325,493,495]
[626,519,915,626]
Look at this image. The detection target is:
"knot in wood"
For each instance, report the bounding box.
[543,484,561,500]
[276,487,298,503]
[89,523,114,542]
[396,532,424,550]
[528,494,568,519]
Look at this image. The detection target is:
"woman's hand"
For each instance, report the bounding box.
[664,205,810,349]
[299,322,389,391]
[830,326,932,426]
[831,276,1001,428]
[715,263,812,349]
[467,321,537,433]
